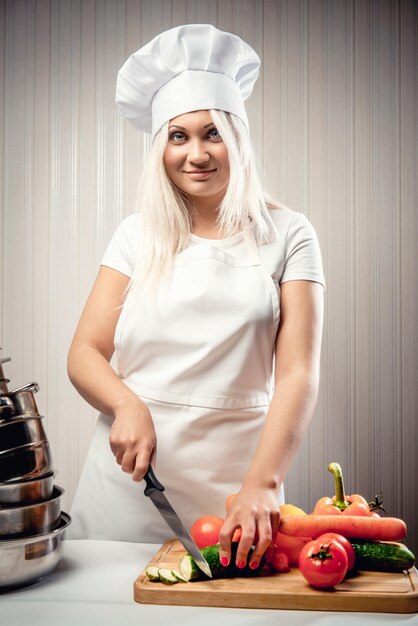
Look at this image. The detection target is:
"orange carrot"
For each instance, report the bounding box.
[279,514,406,541]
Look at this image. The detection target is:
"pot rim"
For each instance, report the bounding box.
[0,414,45,427]
[0,485,64,515]
[0,511,71,546]
[0,470,55,489]
[0,440,50,458]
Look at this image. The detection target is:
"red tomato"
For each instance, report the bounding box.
[190,515,224,549]
[270,549,290,572]
[299,538,348,588]
[316,533,356,572]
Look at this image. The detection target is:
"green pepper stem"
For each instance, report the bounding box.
[328,462,348,510]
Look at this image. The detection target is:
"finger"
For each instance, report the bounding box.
[264,541,275,564]
[248,515,273,569]
[234,523,256,568]
[149,443,157,468]
[271,509,281,538]
[218,522,237,567]
[132,449,151,482]
[121,450,137,474]
[115,448,124,465]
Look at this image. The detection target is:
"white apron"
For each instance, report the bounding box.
[68,228,285,542]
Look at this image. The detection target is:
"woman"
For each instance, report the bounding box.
[67,24,325,571]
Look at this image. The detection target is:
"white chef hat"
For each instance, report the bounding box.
[115,24,260,138]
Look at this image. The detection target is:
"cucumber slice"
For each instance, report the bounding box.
[145,566,161,581]
[158,568,179,584]
[172,569,188,583]
[179,555,203,581]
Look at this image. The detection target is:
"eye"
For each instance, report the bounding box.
[208,127,222,140]
[169,131,186,142]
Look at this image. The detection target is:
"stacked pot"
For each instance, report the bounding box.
[0,353,71,590]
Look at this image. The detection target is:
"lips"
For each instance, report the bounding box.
[184,169,216,180]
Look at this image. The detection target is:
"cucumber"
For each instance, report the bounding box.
[158,568,179,584]
[172,569,188,583]
[179,554,202,581]
[145,566,161,581]
[350,540,415,572]
[180,543,264,580]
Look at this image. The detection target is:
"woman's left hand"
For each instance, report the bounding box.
[218,485,281,569]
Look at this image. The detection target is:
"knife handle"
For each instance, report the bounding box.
[144,465,165,496]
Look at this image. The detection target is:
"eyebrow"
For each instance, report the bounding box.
[168,123,215,131]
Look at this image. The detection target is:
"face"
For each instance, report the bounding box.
[163,110,230,208]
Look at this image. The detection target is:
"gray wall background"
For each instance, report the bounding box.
[1,0,417,553]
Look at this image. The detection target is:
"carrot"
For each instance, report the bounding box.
[279,515,407,541]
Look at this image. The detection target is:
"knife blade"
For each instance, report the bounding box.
[143,466,212,578]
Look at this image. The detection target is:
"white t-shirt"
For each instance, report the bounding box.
[101,208,326,289]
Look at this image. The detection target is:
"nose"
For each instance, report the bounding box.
[187,139,210,164]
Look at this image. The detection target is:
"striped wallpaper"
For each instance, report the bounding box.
[1,0,417,553]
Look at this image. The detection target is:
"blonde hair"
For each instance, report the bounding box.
[128,110,286,295]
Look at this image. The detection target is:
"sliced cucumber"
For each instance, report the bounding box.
[172,569,188,583]
[145,566,161,581]
[158,568,179,584]
[179,554,202,581]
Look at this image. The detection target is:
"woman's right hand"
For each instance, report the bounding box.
[109,400,157,482]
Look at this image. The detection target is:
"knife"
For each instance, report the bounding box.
[143,465,212,578]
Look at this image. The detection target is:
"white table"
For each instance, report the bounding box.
[0,540,417,626]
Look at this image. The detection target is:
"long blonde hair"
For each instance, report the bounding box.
[128,110,285,295]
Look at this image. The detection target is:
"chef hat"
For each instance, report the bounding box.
[115,24,260,137]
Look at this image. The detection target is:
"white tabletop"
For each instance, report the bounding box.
[0,539,417,626]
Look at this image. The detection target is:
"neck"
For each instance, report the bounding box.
[188,190,225,236]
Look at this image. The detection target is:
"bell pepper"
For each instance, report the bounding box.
[313,462,371,516]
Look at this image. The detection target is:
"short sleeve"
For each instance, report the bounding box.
[100,214,139,277]
[280,212,326,288]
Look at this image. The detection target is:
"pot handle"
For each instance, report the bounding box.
[7,382,40,395]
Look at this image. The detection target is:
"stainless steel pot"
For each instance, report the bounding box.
[0,441,53,482]
[0,416,48,454]
[0,511,71,590]
[2,382,40,417]
[0,396,14,418]
[0,485,63,538]
[0,471,55,506]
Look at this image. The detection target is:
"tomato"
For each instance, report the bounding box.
[316,533,356,572]
[190,515,224,549]
[270,548,290,572]
[298,538,348,588]
[274,531,312,565]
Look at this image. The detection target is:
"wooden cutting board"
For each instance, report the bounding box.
[133,539,418,613]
